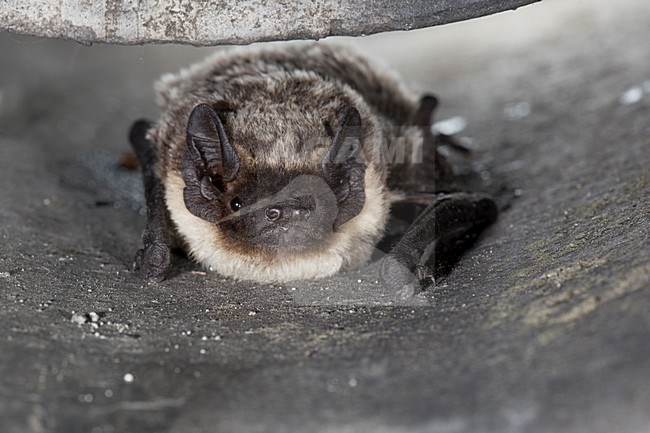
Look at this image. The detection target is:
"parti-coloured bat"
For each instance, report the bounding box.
[129,43,497,299]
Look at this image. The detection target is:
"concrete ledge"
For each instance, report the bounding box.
[1,0,540,46]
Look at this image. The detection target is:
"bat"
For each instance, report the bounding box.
[129,43,497,299]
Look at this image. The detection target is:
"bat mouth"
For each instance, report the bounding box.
[229,217,333,250]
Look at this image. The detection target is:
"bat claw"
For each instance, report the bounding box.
[414,264,435,284]
[134,241,171,283]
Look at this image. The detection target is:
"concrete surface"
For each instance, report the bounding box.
[0,0,540,46]
[0,0,649,432]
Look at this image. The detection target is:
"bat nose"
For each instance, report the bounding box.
[265,207,282,222]
[265,197,314,223]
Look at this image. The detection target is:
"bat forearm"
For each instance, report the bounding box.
[130,120,173,283]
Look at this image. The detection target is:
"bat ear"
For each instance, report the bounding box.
[323,106,363,166]
[181,103,240,224]
[322,107,366,229]
[183,103,240,189]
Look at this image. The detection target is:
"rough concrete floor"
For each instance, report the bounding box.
[0,1,648,432]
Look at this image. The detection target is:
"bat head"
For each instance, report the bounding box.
[180,103,366,254]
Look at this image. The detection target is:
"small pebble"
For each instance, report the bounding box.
[71,313,87,325]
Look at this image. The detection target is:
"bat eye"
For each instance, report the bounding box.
[230,197,242,211]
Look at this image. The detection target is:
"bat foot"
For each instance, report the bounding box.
[134,241,171,283]
[380,254,422,300]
